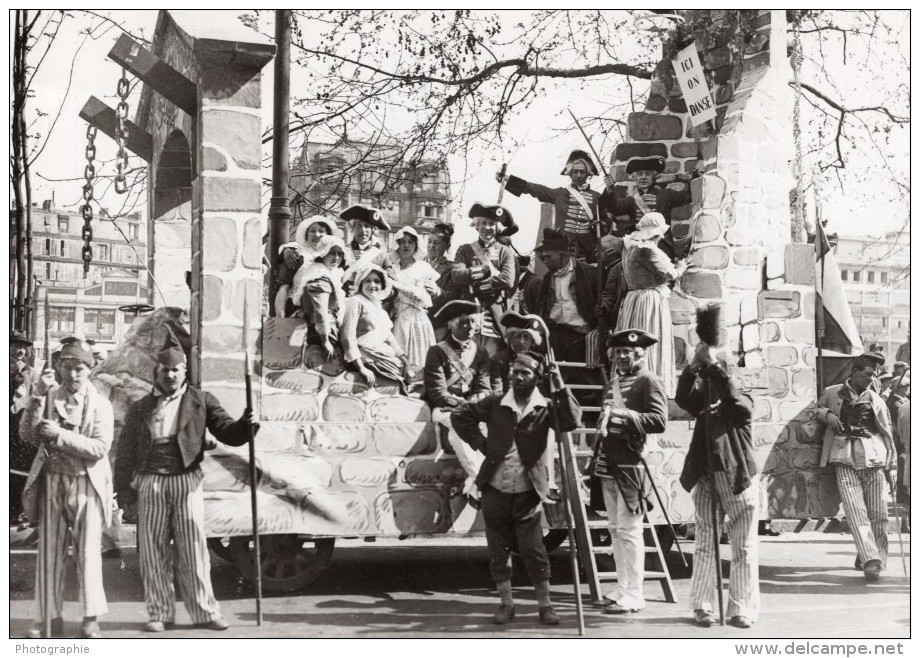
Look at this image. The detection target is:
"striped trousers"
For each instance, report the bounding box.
[690,472,760,621]
[137,470,220,624]
[34,471,108,622]
[835,464,888,568]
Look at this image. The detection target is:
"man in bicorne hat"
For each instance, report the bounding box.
[816,351,895,583]
[451,351,581,626]
[10,329,36,521]
[114,334,259,633]
[424,300,493,508]
[603,156,693,260]
[20,337,114,639]
[592,329,667,615]
[490,311,544,396]
[498,150,613,263]
[452,204,517,357]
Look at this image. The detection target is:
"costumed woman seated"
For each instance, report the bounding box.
[279,235,351,360]
[615,212,687,397]
[275,215,341,315]
[340,265,410,393]
[390,226,441,378]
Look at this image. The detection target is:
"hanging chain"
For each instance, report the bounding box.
[790,29,806,243]
[114,68,131,194]
[82,125,97,277]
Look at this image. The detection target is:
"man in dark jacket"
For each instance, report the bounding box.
[533,228,599,364]
[10,329,36,521]
[499,150,614,263]
[424,300,492,507]
[602,156,693,260]
[452,352,581,627]
[114,335,258,633]
[592,329,667,615]
[675,342,759,629]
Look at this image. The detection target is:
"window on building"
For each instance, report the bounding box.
[84,309,115,339]
[853,270,861,282]
[49,307,75,333]
[45,263,51,280]
[881,271,888,284]
[97,244,110,262]
[421,204,443,219]
[867,271,875,284]
[128,223,139,241]
[45,238,52,256]
[60,240,66,257]
[58,216,69,232]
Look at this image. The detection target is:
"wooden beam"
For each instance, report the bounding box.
[108,33,198,117]
[79,96,153,162]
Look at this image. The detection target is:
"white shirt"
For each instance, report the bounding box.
[499,387,548,421]
[549,258,589,332]
[150,384,187,440]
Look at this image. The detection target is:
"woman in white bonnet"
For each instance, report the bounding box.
[614,212,687,396]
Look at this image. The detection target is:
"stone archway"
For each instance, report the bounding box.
[150,128,193,309]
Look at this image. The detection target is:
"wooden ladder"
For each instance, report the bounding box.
[555,360,678,605]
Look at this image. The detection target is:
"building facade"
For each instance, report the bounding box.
[290,140,452,251]
[835,231,910,361]
[23,200,148,354]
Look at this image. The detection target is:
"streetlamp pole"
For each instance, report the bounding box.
[268,10,293,269]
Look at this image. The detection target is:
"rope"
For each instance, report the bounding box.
[791,29,806,243]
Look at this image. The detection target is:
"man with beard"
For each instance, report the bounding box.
[451,351,581,626]
[114,334,258,633]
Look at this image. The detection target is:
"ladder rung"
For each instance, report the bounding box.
[570,428,596,434]
[556,361,603,369]
[573,450,593,458]
[566,384,604,390]
[580,406,603,412]
[596,571,671,580]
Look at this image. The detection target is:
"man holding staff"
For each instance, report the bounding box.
[20,337,113,639]
[114,334,258,633]
[675,304,759,629]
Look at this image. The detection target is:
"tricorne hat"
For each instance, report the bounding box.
[340,205,390,231]
[561,149,599,176]
[433,299,480,325]
[468,203,513,228]
[607,328,658,349]
[499,311,544,347]
[626,156,666,175]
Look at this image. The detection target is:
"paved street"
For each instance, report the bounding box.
[8,529,910,639]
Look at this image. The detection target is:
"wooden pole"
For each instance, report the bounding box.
[243,289,263,625]
[268,11,293,272]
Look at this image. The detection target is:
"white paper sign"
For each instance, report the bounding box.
[672,43,716,126]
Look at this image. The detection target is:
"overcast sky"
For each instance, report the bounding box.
[17,8,911,257]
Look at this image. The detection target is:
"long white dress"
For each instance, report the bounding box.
[391,259,440,371]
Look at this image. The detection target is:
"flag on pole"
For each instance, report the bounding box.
[815,220,863,355]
